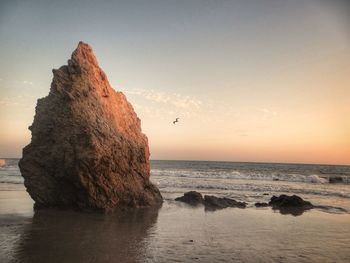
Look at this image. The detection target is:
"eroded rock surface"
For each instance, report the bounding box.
[19,42,162,212]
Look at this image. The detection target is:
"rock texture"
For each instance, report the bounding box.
[19,42,162,212]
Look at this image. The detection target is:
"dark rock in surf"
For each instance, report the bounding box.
[175,191,204,206]
[329,177,343,184]
[269,195,313,209]
[269,195,313,216]
[204,195,246,210]
[255,202,269,207]
[19,42,162,212]
[175,192,246,210]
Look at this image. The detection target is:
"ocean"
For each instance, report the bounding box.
[1,158,350,212]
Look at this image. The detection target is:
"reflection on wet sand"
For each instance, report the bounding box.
[272,207,309,216]
[15,208,159,263]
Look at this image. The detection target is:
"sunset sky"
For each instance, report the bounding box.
[0,0,349,164]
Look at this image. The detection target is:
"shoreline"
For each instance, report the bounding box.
[1,183,349,216]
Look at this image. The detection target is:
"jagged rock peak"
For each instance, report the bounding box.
[72,41,99,66]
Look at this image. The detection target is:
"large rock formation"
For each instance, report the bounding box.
[19,42,162,212]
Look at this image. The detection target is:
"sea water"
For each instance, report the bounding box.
[1,158,350,212]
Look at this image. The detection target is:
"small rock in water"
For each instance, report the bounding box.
[329,176,343,184]
[204,195,246,210]
[175,192,246,210]
[269,195,313,208]
[255,202,269,207]
[175,191,204,206]
[269,195,313,216]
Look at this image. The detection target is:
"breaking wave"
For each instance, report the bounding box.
[152,176,350,199]
[151,169,350,184]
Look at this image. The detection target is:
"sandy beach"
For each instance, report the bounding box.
[1,182,350,263]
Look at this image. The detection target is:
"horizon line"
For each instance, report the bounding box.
[151,159,350,167]
[1,157,349,167]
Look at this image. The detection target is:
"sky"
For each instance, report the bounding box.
[0,0,349,164]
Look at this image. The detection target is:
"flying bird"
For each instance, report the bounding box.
[173,118,179,124]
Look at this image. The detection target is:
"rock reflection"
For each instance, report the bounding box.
[15,208,159,263]
[272,207,309,216]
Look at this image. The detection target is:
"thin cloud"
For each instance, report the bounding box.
[258,108,278,121]
[0,97,22,106]
[123,88,204,120]
[0,94,36,107]
[125,88,202,112]
[22,80,34,85]
[0,79,34,87]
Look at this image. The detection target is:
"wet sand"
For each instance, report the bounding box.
[1,184,350,263]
